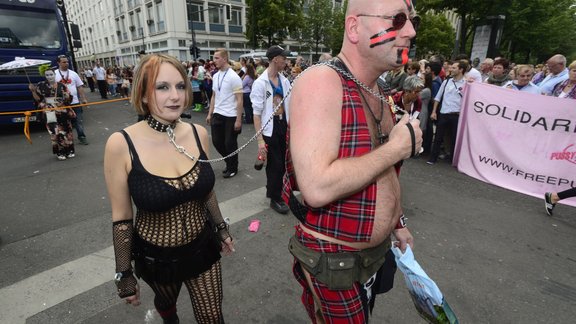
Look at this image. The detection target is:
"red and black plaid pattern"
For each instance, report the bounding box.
[282,75,376,242]
[292,226,371,323]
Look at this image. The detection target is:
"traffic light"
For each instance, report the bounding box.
[190,45,200,58]
[225,4,232,20]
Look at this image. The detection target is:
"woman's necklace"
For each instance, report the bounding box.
[146,114,177,132]
[358,88,387,145]
[146,114,199,161]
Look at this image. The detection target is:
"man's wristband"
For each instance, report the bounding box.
[395,214,407,229]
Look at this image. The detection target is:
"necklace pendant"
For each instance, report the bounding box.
[378,133,388,144]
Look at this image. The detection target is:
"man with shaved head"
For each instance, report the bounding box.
[539,54,569,95]
[283,0,421,322]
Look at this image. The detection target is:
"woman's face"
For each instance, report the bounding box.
[291,69,300,78]
[516,68,533,86]
[492,64,504,77]
[146,63,187,123]
[569,67,576,82]
[44,70,55,83]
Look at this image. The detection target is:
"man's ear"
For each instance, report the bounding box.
[345,16,360,44]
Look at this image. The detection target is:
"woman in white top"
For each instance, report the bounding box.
[502,65,541,95]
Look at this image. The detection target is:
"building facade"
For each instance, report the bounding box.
[66,0,346,68]
[67,0,249,68]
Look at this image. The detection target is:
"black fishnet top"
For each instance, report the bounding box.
[121,126,216,246]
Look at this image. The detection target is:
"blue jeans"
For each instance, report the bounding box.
[72,107,86,138]
[108,84,116,96]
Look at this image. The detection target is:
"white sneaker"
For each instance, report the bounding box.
[57,155,67,161]
[67,153,75,158]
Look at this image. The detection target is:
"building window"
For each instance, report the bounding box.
[230,8,241,26]
[146,4,156,33]
[178,39,187,47]
[155,0,166,32]
[208,5,223,24]
[187,2,204,22]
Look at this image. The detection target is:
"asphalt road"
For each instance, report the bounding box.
[0,91,575,323]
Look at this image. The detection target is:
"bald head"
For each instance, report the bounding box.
[547,54,566,74]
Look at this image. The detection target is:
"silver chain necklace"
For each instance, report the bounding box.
[166,61,405,164]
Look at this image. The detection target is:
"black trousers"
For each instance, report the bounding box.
[263,116,287,201]
[86,77,95,92]
[211,113,240,172]
[96,79,108,99]
[430,113,459,163]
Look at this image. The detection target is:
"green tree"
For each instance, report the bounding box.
[415,12,455,59]
[245,0,304,48]
[418,0,576,62]
[299,0,334,59]
[418,0,494,56]
[500,0,576,63]
[325,0,347,55]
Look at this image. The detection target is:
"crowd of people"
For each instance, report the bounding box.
[377,53,576,166]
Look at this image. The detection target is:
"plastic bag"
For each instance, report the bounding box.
[392,246,459,324]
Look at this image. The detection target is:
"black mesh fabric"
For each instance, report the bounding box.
[205,190,230,242]
[112,219,137,298]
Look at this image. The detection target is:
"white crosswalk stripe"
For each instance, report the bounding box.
[0,187,268,324]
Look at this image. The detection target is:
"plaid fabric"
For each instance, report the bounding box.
[282,74,376,242]
[292,226,373,324]
[552,79,576,99]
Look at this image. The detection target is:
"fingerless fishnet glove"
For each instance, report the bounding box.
[112,219,137,298]
[205,190,231,242]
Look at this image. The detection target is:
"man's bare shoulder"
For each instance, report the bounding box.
[293,65,342,92]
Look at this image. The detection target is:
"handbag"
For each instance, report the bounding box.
[392,246,459,324]
[45,110,57,123]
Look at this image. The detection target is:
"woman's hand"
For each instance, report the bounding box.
[221,236,235,255]
[123,283,141,307]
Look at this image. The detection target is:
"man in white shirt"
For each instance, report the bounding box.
[206,49,243,178]
[427,60,468,165]
[251,45,292,214]
[93,62,107,99]
[455,54,482,83]
[55,55,89,145]
[84,68,95,92]
[538,54,569,95]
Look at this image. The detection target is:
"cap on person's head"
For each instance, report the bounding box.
[266,45,290,60]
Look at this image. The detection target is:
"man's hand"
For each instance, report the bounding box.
[388,114,422,160]
[257,142,267,160]
[234,119,242,131]
[393,227,414,253]
[206,114,212,125]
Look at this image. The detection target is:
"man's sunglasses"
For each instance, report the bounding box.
[357,12,420,31]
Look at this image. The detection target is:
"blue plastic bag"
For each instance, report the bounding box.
[392,246,459,324]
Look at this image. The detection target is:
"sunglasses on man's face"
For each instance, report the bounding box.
[357,12,420,31]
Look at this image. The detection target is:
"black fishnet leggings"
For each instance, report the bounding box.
[144,261,224,324]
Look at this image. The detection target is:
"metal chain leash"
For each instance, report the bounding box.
[176,61,399,164]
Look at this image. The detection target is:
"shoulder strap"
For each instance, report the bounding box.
[189,124,207,157]
[119,130,141,167]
